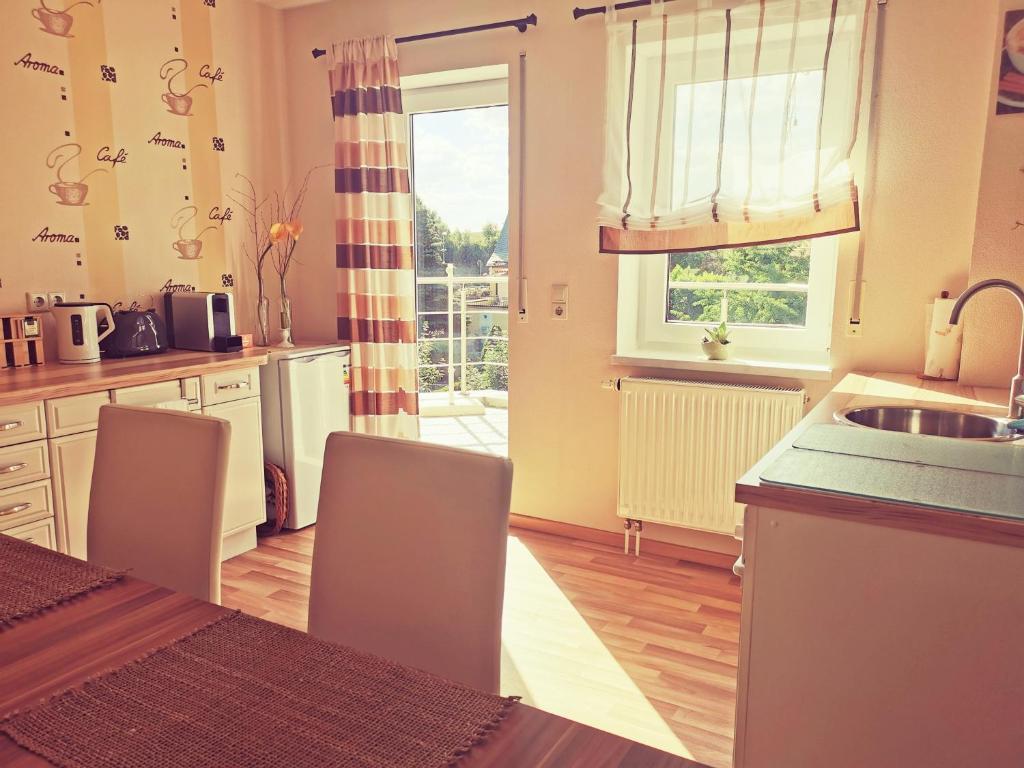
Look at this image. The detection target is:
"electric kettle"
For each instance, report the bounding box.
[51,302,115,364]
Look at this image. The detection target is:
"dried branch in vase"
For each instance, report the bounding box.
[269,165,325,347]
[229,173,275,346]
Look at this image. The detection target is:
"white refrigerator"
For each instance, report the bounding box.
[260,346,350,529]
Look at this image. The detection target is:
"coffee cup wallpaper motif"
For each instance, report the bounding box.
[31,0,99,38]
[160,58,207,117]
[1,0,284,339]
[46,143,106,206]
[171,205,217,261]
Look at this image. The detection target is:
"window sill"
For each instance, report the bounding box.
[610,350,833,381]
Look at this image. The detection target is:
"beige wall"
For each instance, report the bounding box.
[961,1,1024,387]
[278,0,1000,553]
[5,1,1004,553]
[0,0,288,353]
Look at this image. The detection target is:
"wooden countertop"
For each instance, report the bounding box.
[0,573,703,768]
[0,348,270,406]
[736,372,1024,548]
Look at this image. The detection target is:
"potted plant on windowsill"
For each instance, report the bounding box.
[701,322,731,361]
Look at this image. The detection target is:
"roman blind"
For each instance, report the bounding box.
[598,0,872,254]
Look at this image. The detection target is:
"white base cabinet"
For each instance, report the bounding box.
[5,516,56,549]
[0,365,266,563]
[49,430,98,559]
[734,505,1024,768]
[202,396,266,553]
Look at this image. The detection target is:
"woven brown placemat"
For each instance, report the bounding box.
[0,534,123,627]
[1,611,519,768]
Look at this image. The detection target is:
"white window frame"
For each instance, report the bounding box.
[617,236,837,366]
[613,18,859,376]
[401,65,508,115]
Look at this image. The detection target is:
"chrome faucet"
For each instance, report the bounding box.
[949,278,1024,419]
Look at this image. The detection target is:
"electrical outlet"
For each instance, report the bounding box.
[25,292,47,312]
[551,283,568,320]
[846,318,862,338]
[47,291,67,308]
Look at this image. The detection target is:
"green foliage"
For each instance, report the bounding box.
[667,241,810,326]
[415,197,503,277]
[415,196,449,276]
[465,326,509,392]
[414,198,509,394]
[417,321,445,393]
[703,321,731,344]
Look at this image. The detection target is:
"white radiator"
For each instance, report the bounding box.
[617,377,804,535]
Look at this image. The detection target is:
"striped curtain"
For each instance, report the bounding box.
[599,0,871,254]
[329,36,419,438]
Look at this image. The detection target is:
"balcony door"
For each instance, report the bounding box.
[402,67,510,456]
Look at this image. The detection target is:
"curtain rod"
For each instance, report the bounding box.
[573,0,887,20]
[311,14,538,59]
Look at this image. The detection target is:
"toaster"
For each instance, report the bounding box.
[100,308,168,358]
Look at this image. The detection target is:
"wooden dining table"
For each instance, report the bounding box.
[0,573,707,768]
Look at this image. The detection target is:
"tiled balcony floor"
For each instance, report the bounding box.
[419,408,508,456]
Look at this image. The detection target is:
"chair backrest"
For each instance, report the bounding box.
[87,404,230,603]
[308,432,513,693]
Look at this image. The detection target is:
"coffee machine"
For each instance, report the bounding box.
[163,292,242,352]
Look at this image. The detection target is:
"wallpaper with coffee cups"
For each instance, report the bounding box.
[0,0,287,343]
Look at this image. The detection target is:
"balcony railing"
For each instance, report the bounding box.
[417,264,509,405]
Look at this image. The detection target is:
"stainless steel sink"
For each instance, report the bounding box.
[834,406,1024,442]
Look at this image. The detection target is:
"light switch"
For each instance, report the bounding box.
[551,283,568,320]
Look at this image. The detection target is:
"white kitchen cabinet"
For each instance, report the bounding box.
[203,396,265,559]
[48,430,98,559]
[5,516,56,550]
[734,504,1024,768]
[0,401,46,448]
[0,480,53,533]
[0,439,50,490]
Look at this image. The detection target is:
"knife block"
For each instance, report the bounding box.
[1,314,45,369]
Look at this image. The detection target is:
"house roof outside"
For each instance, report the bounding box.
[488,215,509,266]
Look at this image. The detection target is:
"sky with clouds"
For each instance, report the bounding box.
[411,105,509,233]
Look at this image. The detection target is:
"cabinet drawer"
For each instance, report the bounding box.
[0,401,46,448]
[182,377,202,410]
[0,440,49,490]
[0,480,52,532]
[46,391,111,437]
[4,516,56,550]
[111,380,183,408]
[201,367,260,406]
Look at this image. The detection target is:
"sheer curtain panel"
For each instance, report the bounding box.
[599,0,872,254]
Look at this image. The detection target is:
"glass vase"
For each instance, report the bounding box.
[256,294,271,347]
[278,294,294,348]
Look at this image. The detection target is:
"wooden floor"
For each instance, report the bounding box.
[221,527,741,768]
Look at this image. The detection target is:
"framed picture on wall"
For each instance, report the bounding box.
[997,9,1024,114]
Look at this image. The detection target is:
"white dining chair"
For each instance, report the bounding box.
[87,404,230,603]
[308,432,513,693]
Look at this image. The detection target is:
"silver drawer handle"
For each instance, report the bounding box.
[0,502,31,516]
[216,381,250,391]
[0,421,23,432]
[0,463,27,474]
